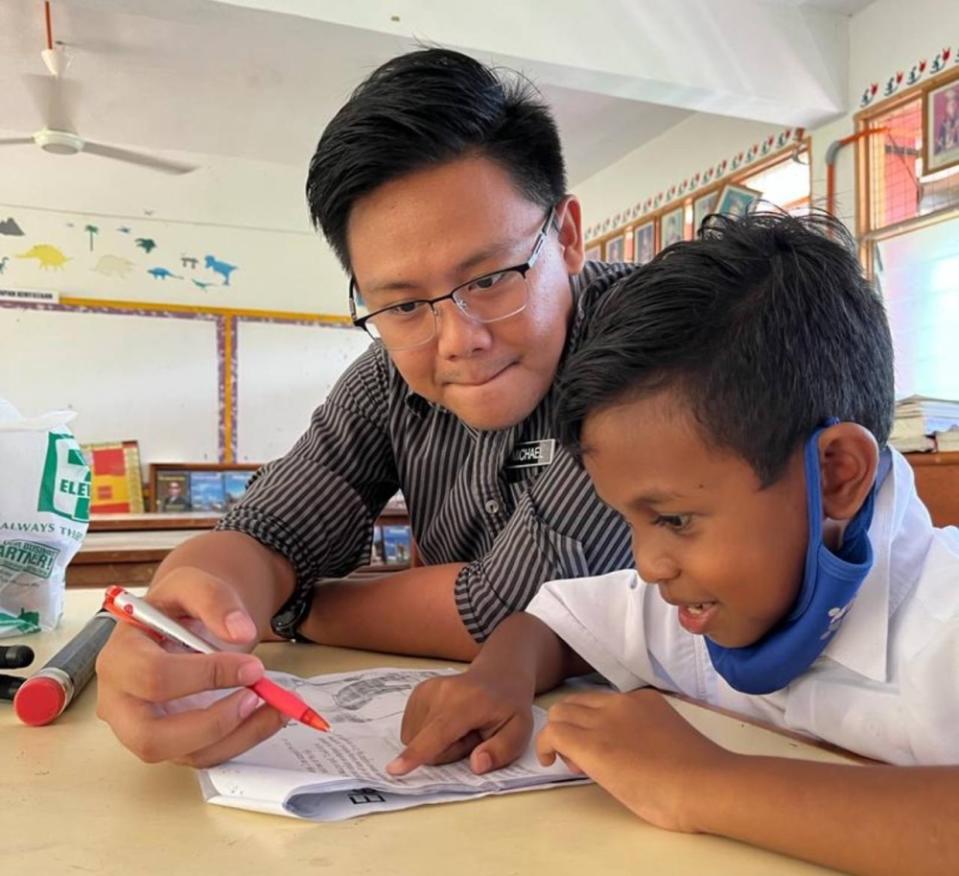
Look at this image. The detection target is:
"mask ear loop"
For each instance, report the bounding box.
[785,418,840,622]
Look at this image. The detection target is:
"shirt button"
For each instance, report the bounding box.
[484,499,500,515]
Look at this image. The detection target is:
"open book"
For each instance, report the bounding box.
[197,668,587,821]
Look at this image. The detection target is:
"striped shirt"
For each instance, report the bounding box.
[218,261,637,641]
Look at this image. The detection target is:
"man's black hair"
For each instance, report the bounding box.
[306,48,566,272]
[555,212,895,486]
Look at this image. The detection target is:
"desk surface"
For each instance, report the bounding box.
[2,590,849,876]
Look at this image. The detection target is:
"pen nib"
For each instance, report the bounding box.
[301,708,330,733]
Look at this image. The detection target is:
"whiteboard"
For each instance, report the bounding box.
[1,307,220,469]
[236,319,372,462]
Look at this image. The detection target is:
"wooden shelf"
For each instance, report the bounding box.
[89,512,222,531]
[72,513,413,589]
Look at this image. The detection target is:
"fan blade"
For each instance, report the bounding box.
[22,73,81,132]
[0,137,36,146]
[82,141,197,175]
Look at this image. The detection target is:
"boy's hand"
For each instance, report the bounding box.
[386,668,535,777]
[536,689,735,832]
[95,567,286,768]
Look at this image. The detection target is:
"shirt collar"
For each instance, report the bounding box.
[821,448,933,682]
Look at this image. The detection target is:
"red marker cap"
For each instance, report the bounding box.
[13,675,66,726]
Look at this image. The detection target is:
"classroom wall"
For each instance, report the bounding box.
[574,0,959,234]
[6,0,956,477]
[0,149,365,470]
[574,114,783,234]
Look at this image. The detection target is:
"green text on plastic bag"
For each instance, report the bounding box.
[37,432,91,523]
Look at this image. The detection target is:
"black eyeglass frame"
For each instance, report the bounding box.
[348,205,557,346]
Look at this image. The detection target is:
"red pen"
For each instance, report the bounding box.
[102,585,330,732]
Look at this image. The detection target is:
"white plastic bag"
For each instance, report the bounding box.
[0,399,90,636]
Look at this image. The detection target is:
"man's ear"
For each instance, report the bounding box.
[557,195,585,276]
[818,422,880,521]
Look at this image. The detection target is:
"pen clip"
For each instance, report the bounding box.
[102,585,165,644]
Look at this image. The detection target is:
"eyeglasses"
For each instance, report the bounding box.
[349,206,556,352]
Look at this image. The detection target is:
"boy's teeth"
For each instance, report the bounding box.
[686,603,711,615]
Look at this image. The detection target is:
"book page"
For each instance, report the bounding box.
[200,668,586,820]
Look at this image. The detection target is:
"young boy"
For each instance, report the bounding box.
[387,213,959,876]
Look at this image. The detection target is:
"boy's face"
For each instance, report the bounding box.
[348,156,583,431]
[581,390,809,648]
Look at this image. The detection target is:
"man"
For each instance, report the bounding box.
[96,48,634,767]
[160,479,190,513]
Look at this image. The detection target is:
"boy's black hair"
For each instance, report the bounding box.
[306,48,566,272]
[555,212,895,486]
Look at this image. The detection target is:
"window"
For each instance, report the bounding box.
[860,79,959,400]
[875,217,959,399]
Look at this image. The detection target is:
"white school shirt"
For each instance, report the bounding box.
[526,448,959,765]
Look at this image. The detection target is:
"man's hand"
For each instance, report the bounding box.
[536,689,734,832]
[386,667,536,777]
[95,566,287,768]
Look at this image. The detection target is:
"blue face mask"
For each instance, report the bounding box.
[704,423,877,695]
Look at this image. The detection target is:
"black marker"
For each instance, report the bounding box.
[0,673,26,701]
[0,644,35,669]
[13,612,116,726]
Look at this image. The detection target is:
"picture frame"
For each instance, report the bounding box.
[715,183,763,219]
[149,462,259,513]
[922,70,959,175]
[605,233,626,263]
[82,440,145,514]
[692,191,719,236]
[632,221,656,265]
[659,206,685,249]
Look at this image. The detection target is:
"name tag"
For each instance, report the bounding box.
[506,439,556,470]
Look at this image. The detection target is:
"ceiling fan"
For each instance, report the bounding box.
[0,1,196,175]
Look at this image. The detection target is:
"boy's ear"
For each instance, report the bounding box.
[557,196,585,276]
[818,422,880,521]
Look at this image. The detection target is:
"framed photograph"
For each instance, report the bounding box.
[584,244,602,262]
[632,221,656,265]
[188,471,226,512]
[692,191,719,236]
[923,71,959,175]
[156,471,191,513]
[149,462,259,513]
[659,206,685,249]
[716,183,762,218]
[605,233,626,262]
[224,470,255,509]
[382,524,412,566]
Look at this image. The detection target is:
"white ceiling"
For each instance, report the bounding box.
[0,0,872,208]
[763,0,874,12]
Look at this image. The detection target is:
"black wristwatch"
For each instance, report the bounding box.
[269,581,317,641]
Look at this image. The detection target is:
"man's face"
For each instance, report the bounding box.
[347,157,584,430]
[581,390,810,648]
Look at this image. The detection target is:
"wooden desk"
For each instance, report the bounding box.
[1,590,850,875]
[906,451,959,527]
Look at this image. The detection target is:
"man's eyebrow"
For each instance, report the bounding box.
[362,240,518,297]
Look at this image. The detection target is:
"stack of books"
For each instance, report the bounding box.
[890,395,959,453]
[936,427,959,452]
